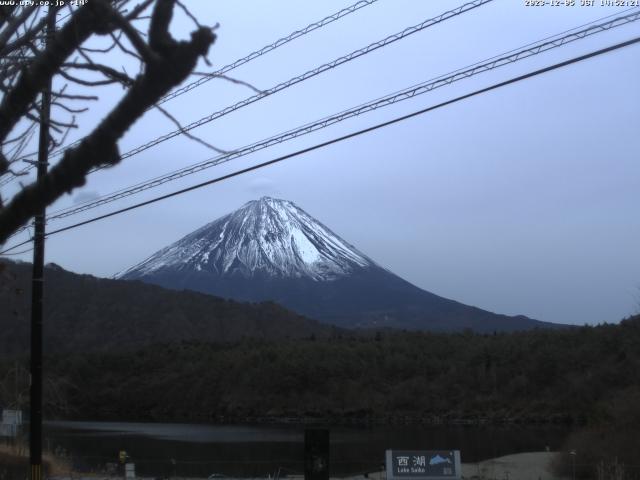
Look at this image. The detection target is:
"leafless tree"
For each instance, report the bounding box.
[0,0,217,244]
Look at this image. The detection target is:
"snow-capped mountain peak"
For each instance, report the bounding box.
[118,197,376,281]
[116,197,553,333]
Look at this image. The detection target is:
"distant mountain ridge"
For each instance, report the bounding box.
[0,259,337,357]
[119,197,561,332]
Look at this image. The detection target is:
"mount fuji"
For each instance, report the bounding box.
[118,197,557,332]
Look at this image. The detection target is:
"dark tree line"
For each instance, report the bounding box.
[2,316,639,476]
[1,315,636,425]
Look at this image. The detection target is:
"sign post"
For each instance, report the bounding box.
[385,450,461,480]
[125,463,136,480]
[0,409,23,439]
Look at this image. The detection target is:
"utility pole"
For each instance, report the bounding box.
[30,9,55,480]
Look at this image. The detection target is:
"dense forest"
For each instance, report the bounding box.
[3,260,639,474]
[2,315,638,425]
[1,316,639,475]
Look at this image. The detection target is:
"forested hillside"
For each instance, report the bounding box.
[0,260,337,356]
[3,315,635,424]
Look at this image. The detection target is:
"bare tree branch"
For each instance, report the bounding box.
[109,7,159,64]
[0,0,216,243]
[154,103,228,154]
[125,0,156,21]
[0,5,38,52]
[0,1,116,150]
[201,72,264,94]
[176,0,202,29]
[0,13,47,57]
[51,101,89,114]
[62,62,135,86]
[109,30,143,62]
[58,68,120,87]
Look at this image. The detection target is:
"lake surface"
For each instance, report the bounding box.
[44,421,570,477]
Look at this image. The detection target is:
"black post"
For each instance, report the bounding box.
[30,9,55,480]
[304,428,329,480]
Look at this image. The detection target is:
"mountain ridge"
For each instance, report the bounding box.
[117,197,376,281]
[119,197,562,332]
[0,259,339,357]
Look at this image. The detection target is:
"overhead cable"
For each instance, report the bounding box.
[110,0,494,165]
[0,0,486,189]
[0,0,381,183]
[156,0,381,106]
[2,34,638,256]
[39,10,640,224]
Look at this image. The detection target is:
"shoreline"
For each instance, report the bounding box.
[47,413,578,428]
[43,452,564,480]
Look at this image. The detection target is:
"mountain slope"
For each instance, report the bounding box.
[119,197,560,332]
[0,260,338,357]
[117,196,375,281]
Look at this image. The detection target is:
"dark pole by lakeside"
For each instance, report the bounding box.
[30,9,55,480]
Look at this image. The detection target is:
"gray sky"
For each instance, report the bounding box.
[3,0,639,326]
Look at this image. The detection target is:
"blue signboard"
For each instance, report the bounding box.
[385,450,461,480]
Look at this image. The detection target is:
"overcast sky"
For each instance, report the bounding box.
[2,0,639,326]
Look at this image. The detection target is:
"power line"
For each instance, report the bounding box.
[43,7,638,216]
[156,0,381,106]
[3,0,494,186]
[44,0,382,160]
[108,0,493,166]
[0,246,33,255]
[0,0,381,183]
[3,34,637,255]
[34,9,640,227]
[4,6,639,243]
[4,8,633,247]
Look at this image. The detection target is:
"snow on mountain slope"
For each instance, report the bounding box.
[117,197,376,281]
[117,197,559,332]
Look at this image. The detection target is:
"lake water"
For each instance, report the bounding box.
[44,421,570,477]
